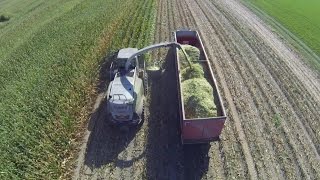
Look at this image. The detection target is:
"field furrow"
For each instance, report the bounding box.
[74,0,154,179]
[221,1,320,103]
[212,1,320,151]
[213,0,319,178]
[185,1,259,179]
[195,1,284,179]
[73,0,320,179]
[201,0,319,178]
[209,0,320,159]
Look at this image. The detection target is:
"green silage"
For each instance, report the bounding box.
[179,45,217,119]
[180,64,204,81]
[178,44,200,69]
[182,78,217,118]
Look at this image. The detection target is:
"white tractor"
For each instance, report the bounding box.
[106,42,189,125]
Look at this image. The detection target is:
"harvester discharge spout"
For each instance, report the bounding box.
[125,42,192,71]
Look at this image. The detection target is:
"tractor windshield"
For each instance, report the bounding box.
[117,58,127,68]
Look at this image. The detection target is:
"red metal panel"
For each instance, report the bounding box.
[174,30,227,144]
[182,119,225,141]
[182,121,203,140]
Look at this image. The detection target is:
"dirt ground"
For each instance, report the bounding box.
[73,0,320,179]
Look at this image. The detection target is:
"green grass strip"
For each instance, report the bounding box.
[242,0,320,68]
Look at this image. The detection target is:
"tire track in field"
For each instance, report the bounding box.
[76,0,320,179]
[145,0,183,179]
[170,0,181,29]
[110,2,154,179]
[174,0,228,179]
[104,1,153,179]
[212,0,319,178]
[168,0,175,35]
[219,1,320,103]
[75,0,139,178]
[171,1,226,179]
[174,0,189,28]
[184,0,258,179]
[211,0,320,154]
[75,0,153,179]
[183,4,251,180]
[152,0,162,64]
[148,0,225,179]
[188,1,268,179]
[199,1,311,178]
[201,0,320,178]
[164,0,171,40]
[245,2,320,73]
[201,0,314,177]
[186,0,320,179]
[195,1,283,179]
[173,1,227,179]
[235,24,320,154]
[210,0,320,160]
[176,0,195,29]
[210,1,319,179]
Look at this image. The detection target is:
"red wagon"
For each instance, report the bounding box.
[174,30,227,144]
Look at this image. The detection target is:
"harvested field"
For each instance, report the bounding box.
[74,0,320,179]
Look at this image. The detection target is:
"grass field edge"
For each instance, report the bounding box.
[241,0,320,73]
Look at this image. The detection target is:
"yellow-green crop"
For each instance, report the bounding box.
[0,0,155,179]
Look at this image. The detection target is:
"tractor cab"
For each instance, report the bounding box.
[109,48,139,80]
[106,48,145,125]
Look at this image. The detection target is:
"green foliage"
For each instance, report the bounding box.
[178,44,200,69]
[181,64,204,81]
[0,0,155,179]
[183,78,213,97]
[182,78,217,118]
[243,0,320,57]
[179,45,217,119]
[273,113,282,128]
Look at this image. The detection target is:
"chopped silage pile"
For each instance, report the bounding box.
[179,45,217,118]
[180,63,204,81]
[178,45,200,69]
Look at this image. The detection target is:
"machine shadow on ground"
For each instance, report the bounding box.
[83,52,143,170]
[146,48,210,179]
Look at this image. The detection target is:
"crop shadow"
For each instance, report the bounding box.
[146,48,210,179]
[183,144,210,180]
[0,15,10,22]
[83,51,143,171]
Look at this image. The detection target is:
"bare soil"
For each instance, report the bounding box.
[73,0,320,179]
